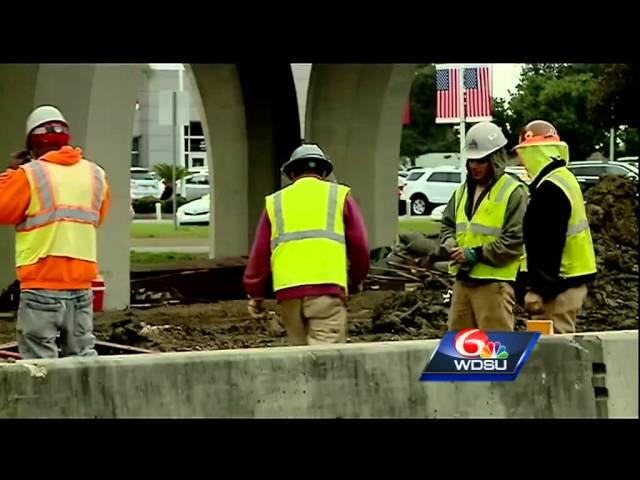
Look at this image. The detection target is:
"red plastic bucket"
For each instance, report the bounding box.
[92,276,105,312]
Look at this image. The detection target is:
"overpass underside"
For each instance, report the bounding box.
[0,63,416,310]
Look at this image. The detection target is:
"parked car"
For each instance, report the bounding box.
[400,166,463,216]
[398,173,408,215]
[616,156,639,170]
[567,160,638,192]
[176,173,210,201]
[130,167,162,199]
[176,194,210,226]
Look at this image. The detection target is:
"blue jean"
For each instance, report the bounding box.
[17,289,97,359]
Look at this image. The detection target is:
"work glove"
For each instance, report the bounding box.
[524,291,544,315]
[247,298,266,320]
[450,247,478,265]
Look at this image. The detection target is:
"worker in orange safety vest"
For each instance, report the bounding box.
[0,105,111,359]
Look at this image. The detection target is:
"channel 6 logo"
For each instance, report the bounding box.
[420,329,540,382]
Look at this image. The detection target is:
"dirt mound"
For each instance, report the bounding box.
[585,175,638,249]
[93,301,289,351]
[581,175,639,331]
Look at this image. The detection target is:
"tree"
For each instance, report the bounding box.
[400,64,459,160]
[152,163,190,185]
[616,127,639,157]
[491,97,514,141]
[504,64,607,159]
[589,64,639,129]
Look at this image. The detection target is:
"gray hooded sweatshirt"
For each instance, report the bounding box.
[439,149,528,283]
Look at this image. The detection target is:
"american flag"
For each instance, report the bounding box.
[436,68,460,123]
[436,65,492,123]
[464,66,492,121]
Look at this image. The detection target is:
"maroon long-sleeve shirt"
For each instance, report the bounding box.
[243,185,370,302]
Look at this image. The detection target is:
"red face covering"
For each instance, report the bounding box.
[28,121,70,157]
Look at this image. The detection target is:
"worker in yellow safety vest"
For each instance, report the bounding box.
[0,105,111,359]
[440,122,528,331]
[514,120,596,333]
[243,144,370,345]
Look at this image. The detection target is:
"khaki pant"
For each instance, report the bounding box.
[448,280,516,331]
[279,295,347,345]
[532,285,588,334]
[17,289,97,359]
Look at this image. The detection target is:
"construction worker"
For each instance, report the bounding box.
[0,105,111,359]
[514,120,596,333]
[440,122,528,331]
[243,144,370,345]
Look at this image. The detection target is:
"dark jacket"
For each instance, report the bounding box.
[440,150,528,284]
[523,159,596,300]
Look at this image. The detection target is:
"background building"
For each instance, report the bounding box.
[131,63,312,172]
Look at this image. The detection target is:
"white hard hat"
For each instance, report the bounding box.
[26,105,68,137]
[464,122,508,160]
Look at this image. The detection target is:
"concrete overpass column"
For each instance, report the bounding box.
[0,64,142,310]
[0,64,40,291]
[83,65,143,310]
[188,64,250,258]
[187,64,300,258]
[304,64,416,249]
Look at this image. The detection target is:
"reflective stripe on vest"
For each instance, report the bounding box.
[450,174,522,281]
[16,160,104,232]
[455,223,503,236]
[271,182,344,250]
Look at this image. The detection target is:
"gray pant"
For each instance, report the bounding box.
[17,289,97,359]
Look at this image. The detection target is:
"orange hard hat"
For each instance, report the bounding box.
[515,120,562,149]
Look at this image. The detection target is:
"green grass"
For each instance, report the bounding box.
[130,217,439,241]
[130,251,209,266]
[130,223,209,239]
[398,217,441,235]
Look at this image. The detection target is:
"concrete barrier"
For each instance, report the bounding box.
[573,331,639,418]
[0,331,637,418]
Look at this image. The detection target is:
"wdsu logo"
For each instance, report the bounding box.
[420,329,540,382]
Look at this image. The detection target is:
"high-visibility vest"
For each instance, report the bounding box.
[15,159,106,267]
[521,167,596,278]
[265,177,350,292]
[449,174,523,281]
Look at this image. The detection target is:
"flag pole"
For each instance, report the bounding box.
[458,65,466,185]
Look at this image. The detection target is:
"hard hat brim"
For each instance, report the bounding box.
[465,145,503,160]
[281,156,333,177]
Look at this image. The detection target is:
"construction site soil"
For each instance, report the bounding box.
[0,176,637,352]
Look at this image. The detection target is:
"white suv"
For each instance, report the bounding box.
[401,166,463,216]
[130,167,163,200]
